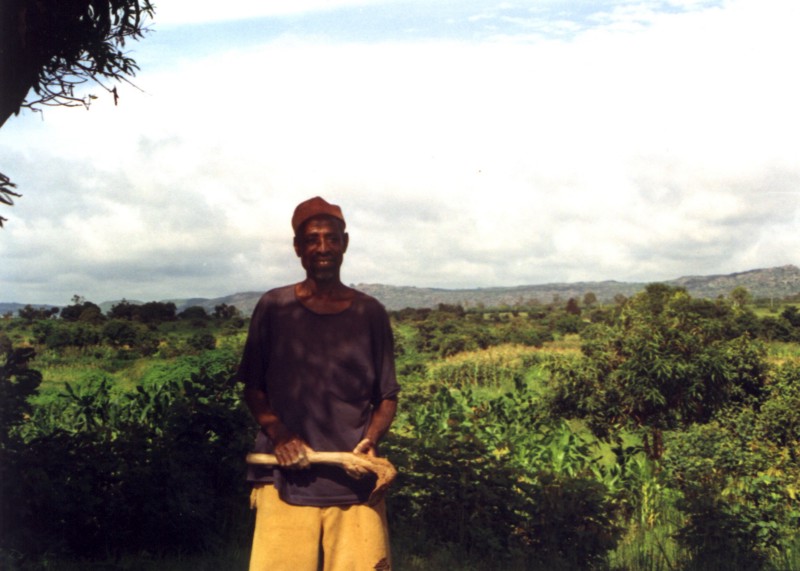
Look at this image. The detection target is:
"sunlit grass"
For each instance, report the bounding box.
[543,333,582,353]
[766,341,800,365]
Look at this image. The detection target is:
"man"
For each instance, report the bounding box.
[238,196,400,571]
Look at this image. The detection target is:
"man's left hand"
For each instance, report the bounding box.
[353,437,376,456]
[346,438,376,478]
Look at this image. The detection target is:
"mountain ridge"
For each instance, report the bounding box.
[3,265,799,315]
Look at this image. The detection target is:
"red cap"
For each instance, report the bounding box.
[291,196,346,234]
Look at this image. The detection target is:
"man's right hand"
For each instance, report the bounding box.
[245,386,313,469]
[270,426,313,469]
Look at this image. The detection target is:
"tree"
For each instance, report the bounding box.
[17,304,59,321]
[187,332,217,353]
[60,300,102,322]
[213,303,241,320]
[729,286,752,310]
[0,346,42,447]
[565,298,581,316]
[178,306,210,321]
[0,0,155,225]
[102,319,140,348]
[546,284,768,459]
[780,305,800,328]
[137,301,177,324]
[0,173,21,227]
[108,299,139,320]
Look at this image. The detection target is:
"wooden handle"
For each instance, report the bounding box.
[246,451,397,506]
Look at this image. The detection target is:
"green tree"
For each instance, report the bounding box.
[565,297,581,316]
[546,284,768,459]
[136,301,177,324]
[60,300,102,322]
[0,346,42,447]
[213,303,241,320]
[729,286,752,310]
[102,319,141,347]
[780,305,800,328]
[178,305,210,321]
[107,299,138,320]
[187,332,217,353]
[17,304,59,321]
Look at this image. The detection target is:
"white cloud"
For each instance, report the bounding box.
[2,0,799,304]
[155,0,386,26]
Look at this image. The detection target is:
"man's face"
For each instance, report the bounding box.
[294,216,349,282]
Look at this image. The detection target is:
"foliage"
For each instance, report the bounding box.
[0,0,155,124]
[545,284,768,458]
[0,172,21,227]
[178,305,210,321]
[187,332,217,352]
[60,300,103,322]
[17,304,59,321]
[107,298,139,320]
[32,319,102,349]
[0,349,253,562]
[387,381,622,568]
[663,409,800,570]
[2,296,800,568]
[214,303,242,320]
[102,318,143,347]
[0,346,42,447]
[136,301,178,324]
[758,362,800,449]
[392,306,552,363]
[106,299,177,323]
[0,0,155,225]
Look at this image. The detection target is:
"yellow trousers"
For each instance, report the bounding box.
[249,484,392,571]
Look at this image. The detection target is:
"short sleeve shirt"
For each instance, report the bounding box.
[237,285,400,506]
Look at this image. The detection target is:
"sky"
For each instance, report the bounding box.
[2,0,799,306]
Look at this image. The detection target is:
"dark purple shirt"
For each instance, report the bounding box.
[238,285,400,506]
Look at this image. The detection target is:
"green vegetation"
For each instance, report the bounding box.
[1,288,800,569]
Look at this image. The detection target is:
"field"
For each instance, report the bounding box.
[2,289,800,570]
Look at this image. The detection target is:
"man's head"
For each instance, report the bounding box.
[292,197,349,283]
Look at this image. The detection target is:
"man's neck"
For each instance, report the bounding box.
[295,278,355,314]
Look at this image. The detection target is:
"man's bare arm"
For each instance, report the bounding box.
[354,397,398,456]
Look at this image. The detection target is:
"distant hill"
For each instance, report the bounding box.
[173,265,800,314]
[4,265,799,316]
[0,302,61,315]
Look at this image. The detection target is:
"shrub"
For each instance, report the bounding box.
[1,356,253,560]
[387,383,622,568]
[187,332,217,352]
[664,414,800,570]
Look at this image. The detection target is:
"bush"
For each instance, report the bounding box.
[32,321,101,349]
[1,358,253,561]
[386,384,622,568]
[187,332,217,352]
[664,414,800,570]
[178,306,209,321]
[102,319,141,347]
